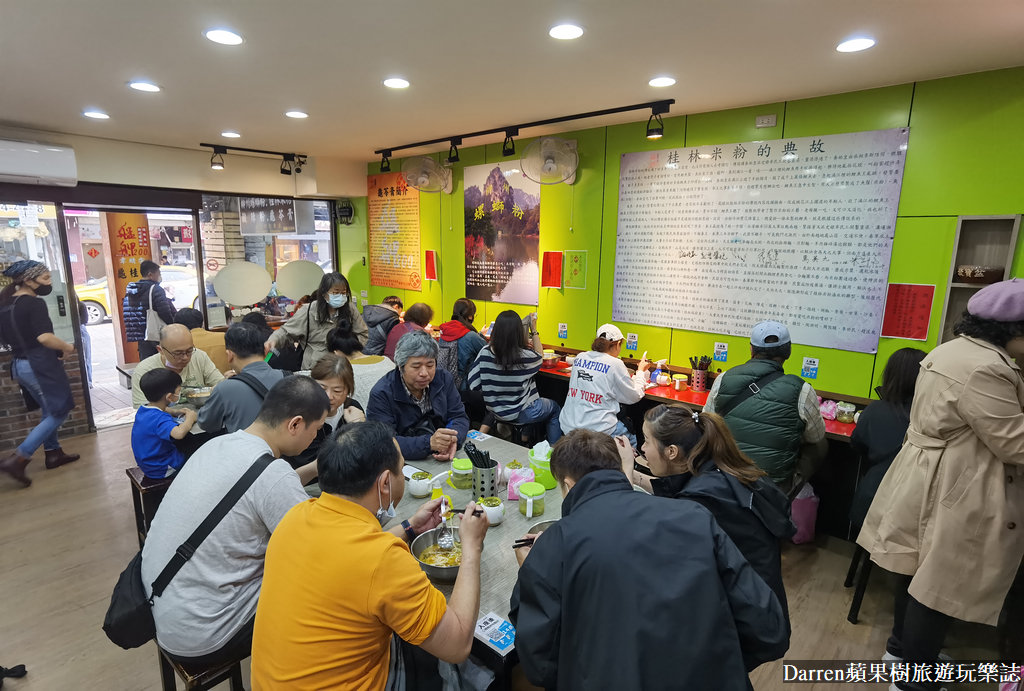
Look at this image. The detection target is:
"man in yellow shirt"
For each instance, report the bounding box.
[251,421,488,690]
[173,308,230,374]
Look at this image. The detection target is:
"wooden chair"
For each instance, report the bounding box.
[157,647,245,691]
[126,467,174,548]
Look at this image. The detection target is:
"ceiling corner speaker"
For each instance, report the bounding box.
[400,156,453,194]
[521,137,579,185]
[0,139,78,187]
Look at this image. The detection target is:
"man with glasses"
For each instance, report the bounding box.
[131,323,225,409]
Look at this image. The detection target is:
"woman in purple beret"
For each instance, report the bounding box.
[858,278,1024,686]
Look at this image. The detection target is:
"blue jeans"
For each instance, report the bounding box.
[13,358,69,456]
[612,420,637,448]
[516,397,563,445]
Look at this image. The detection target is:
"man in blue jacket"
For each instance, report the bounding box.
[122,260,177,359]
[366,329,469,460]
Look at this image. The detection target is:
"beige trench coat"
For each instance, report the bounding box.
[858,336,1024,625]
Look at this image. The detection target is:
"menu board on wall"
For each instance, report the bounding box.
[239,197,296,236]
[368,172,421,290]
[613,128,909,353]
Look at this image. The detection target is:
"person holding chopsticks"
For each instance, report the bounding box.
[557,323,650,445]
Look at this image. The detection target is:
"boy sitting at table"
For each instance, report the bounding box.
[131,368,197,479]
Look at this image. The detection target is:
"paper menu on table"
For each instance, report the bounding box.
[475,612,515,655]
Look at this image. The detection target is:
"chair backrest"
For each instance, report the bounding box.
[437,338,462,389]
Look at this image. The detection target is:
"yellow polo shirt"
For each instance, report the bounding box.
[251,493,447,690]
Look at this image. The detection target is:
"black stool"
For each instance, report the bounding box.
[157,647,245,691]
[126,467,174,548]
[500,420,546,447]
[844,543,874,624]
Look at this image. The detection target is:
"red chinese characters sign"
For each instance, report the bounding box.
[880,283,935,341]
[101,212,153,361]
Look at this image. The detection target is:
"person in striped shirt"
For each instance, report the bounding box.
[467,310,562,445]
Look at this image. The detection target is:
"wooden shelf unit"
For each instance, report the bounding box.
[937,215,1021,344]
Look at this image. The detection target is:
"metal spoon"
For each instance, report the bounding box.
[437,497,455,550]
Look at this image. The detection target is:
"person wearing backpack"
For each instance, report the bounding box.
[362,296,403,356]
[438,298,490,430]
[122,260,177,360]
[198,323,285,434]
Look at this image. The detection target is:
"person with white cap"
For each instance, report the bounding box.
[557,323,650,444]
[858,278,1024,689]
[703,320,826,491]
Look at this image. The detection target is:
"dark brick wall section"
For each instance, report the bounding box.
[0,351,92,453]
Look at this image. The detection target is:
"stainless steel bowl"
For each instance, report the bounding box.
[528,519,558,535]
[411,526,461,583]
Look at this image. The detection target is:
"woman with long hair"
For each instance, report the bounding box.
[266,272,368,370]
[467,310,561,444]
[558,323,650,445]
[285,354,367,471]
[848,347,927,527]
[859,279,1024,679]
[617,405,795,629]
[0,260,80,487]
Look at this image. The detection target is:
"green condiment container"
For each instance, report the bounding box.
[450,458,473,490]
[518,481,546,518]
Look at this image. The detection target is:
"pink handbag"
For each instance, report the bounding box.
[790,483,819,544]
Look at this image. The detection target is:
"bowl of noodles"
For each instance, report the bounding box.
[411,526,462,583]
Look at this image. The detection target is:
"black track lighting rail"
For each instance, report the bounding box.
[373,99,674,156]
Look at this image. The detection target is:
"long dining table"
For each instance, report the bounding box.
[389,432,560,685]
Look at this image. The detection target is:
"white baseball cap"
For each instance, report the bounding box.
[596,323,625,342]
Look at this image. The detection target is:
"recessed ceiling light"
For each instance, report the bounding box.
[549,24,583,40]
[205,28,244,45]
[836,37,876,53]
[285,110,308,119]
[83,110,109,120]
[128,81,161,93]
[383,77,410,89]
[649,76,676,88]
[221,130,241,138]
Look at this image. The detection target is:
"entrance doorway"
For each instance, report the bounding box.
[64,208,200,429]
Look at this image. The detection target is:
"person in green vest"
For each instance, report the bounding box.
[703,320,826,493]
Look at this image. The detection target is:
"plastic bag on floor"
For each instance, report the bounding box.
[791,483,819,544]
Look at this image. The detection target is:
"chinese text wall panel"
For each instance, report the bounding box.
[612,128,909,353]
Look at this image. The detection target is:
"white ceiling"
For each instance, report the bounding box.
[2,1,1022,163]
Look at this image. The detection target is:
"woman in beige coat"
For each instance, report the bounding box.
[266,272,368,370]
[858,279,1024,687]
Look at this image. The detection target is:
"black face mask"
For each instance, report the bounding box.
[33,284,53,296]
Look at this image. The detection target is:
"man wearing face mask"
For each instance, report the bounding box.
[251,421,489,689]
[130,323,225,408]
[141,376,329,668]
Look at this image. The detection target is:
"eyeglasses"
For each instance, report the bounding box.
[163,347,196,359]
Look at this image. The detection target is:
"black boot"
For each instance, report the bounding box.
[44,447,80,470]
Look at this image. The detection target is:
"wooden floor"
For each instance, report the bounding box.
[0,426,999,690]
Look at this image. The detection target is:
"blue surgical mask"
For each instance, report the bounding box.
[376,484,396,527]
[327,293,348,309]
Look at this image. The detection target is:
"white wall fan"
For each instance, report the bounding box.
[401,156,452,193]
[521,137,579,185]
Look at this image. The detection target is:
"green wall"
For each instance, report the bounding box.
[340,66,1024,399]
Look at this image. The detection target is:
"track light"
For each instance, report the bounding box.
[447,138,461,164]
[645,113,664,140]
[280,153,295,175]
[646,102,670,140]
[380,151,392,173]
[210,146,226,171]
[502,128,518,157]
[294,155,307,174]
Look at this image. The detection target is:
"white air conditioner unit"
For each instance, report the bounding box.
[0,139,78,187]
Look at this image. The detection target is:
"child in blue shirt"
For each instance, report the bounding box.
[131,368,197,479]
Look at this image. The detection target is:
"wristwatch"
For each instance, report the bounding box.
[401,520,417,542]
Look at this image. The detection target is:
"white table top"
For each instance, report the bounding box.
[390,433,563,623]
